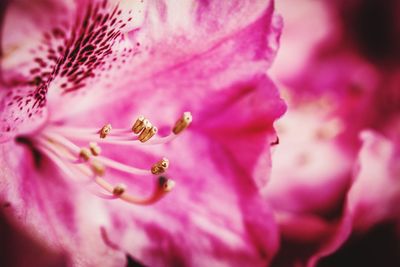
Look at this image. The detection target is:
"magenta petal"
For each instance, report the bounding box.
[348,131,400,230]
[1,0,146,138]
[0,85,48,142]
[134,0,281,72]
[196,75,286,188]
[263,105,351,267]
[1,0,281,138]
[60,143,280,266]
[265,106,351,216]
[0,211,68,267]
[307,131,400,266]
[79,76,285,266]
[0,142,126,266]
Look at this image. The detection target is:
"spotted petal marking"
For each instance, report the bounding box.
[1,0,142,140]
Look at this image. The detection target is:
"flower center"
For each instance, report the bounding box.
[23,112,192,205]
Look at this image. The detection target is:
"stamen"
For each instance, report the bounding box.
[79,147,91,161]
[35,135,175,205]
[151,158,169,174]
[89,142,101,156]
[31,112,193,206]
[112,184,126,196]
[99,124,112,138]
[46,112,193,146]
[38,143,90,183]
[138,125,157,143]
[42,132,151,176]
[173,112,192,134]
[132,115,145,134]
[91,160,105,176]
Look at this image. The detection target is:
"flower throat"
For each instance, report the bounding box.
[17,112,192,205]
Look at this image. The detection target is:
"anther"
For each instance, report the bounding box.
[89,142,101,156]
[138,125,157,143]
[151,158,169,174]
[113,184,126,196]
[79,148,91,161]
[158,176,175,192]
[91,160,105,176]
[99,124,112,138]
[172,112,192,134]
[132,116,145,134]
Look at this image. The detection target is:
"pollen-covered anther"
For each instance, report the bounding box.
[172,112,193,135]
[151,158,169,174]
[99,124,112,138]
[89,142,101,156]
[132,116,145,134]
[112,184,126,196]
[158,176,175,192]
[79,148,91,161]
[91,160,105,176]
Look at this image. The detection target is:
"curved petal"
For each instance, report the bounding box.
[2,71,285,266]
[0,210,68,267]
[265,104,351,267]
[1,0,281,140]
[104,139,280,266]
[271,0,400,147]
[55,0,283,123]
[307,131,400,266]
[265,105,351,216]
[0,142,126,267]
[96,77,283,266]
[271,0,334,80]
[0,0,145,140]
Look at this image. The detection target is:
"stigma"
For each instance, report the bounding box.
[30,112,192,205]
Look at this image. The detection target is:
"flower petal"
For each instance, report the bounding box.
[0,210,68,267]
[264,104,351,267]
[307,131,400,266]
[38,72,282,266]
[0,0,145,139]
[0,142,126,266]
[104,134,280,266]
[265,105,351,217]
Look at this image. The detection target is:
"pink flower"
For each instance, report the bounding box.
[266,0,400,266]
[0,0,286,266]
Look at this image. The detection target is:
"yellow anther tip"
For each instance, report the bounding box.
[183,112,193,123]
[138,123,157,143]
[113,184,126,196]
[99,124,112,138]
[91,160,105,176]
[161,158,169,168]
[151,158,170,174]
[132,116,146,134]
[172,112,193,135]
[89,142,101,156]
[142,119,150,127]
[79,148,91,161]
